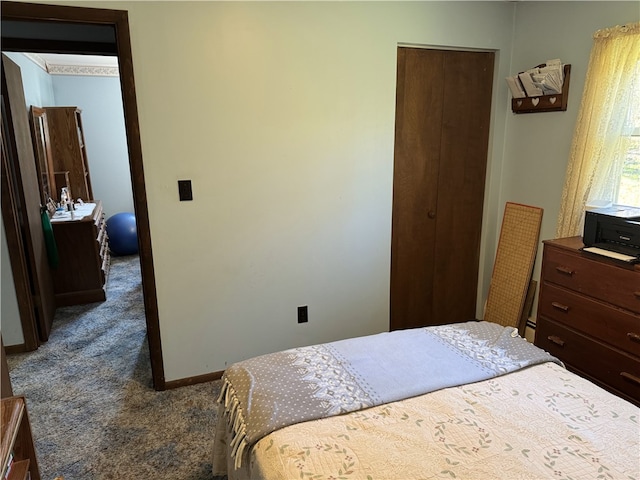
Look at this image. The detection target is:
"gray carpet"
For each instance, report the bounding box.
[6,255,223,479]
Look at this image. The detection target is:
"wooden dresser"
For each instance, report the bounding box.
[535,236,640,406]
[51,201,110,306]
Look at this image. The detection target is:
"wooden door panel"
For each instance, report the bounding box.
[432,51,494,324]
[390,48,494,330]
[2,103,40,351]
[2,54,56,341]
[390,48,444,329]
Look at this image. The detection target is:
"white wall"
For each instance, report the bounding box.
[117,0,516,380]
[1,220,24,346]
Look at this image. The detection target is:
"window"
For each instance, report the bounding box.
[556,22,640,237]
[617,82,640,207]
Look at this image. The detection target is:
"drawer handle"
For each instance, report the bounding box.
[551,302,570,313]
[620,372,640,387]
[555,265,574,276]
[634,291,640,299]
[627,332,640,344]
[547,335,565,347]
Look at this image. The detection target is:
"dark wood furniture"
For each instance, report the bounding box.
[28,106,56,206]
[2,54,56,345]
[51,201,110,306]
[1,396,40,480]
[535,236,640,406]
[43,106,93,202]
[390,48,494,329]
[1,340,13,399]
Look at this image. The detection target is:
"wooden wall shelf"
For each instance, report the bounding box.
[512,64,571,114]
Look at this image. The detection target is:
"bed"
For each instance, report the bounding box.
[212,321,640,480]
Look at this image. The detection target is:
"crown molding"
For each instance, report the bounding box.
[23,53,47,71]
[23,53,119,77]
[47,63,119,77]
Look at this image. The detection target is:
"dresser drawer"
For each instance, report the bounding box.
[536,318,640,403]
[539,283,640,357]
[542,247,640,314]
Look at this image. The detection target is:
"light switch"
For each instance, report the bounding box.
[178,180,193,201]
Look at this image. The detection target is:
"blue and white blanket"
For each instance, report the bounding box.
[218,321,560,468]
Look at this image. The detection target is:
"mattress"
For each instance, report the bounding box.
[213,361,639,479]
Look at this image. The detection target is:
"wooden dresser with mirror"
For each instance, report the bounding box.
[29,105,109,306]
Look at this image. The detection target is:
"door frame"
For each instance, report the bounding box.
[1,1,166,390]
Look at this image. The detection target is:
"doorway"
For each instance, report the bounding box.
[1,1,165,390]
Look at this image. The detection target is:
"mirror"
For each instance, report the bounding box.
[29,106,56,210]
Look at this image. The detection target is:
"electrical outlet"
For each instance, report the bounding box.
[178,180,193,201]
[297,305,308,323]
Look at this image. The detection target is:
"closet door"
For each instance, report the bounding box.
[390,48,494,330]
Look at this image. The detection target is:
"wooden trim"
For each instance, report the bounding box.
[4,343,28,355]
[1,339,14,398]
[2,1,125,23]
[113,9,166,392]
[1,1,166,390]
[0,38,117,55]
[54,288,106,307]
[164,370,224,390]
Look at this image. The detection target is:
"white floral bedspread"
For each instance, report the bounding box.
[215,322,558,469]
[213,362,639,480]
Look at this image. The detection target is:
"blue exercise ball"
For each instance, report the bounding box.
[106,212,138,256]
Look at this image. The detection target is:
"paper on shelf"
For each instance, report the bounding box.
[582,246,638,263]
[506,76,526,98]
[532,63,564,94]
[508,59,565,99]
[518,72,543,97]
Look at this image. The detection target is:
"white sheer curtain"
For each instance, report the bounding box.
[556,22,640,238]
